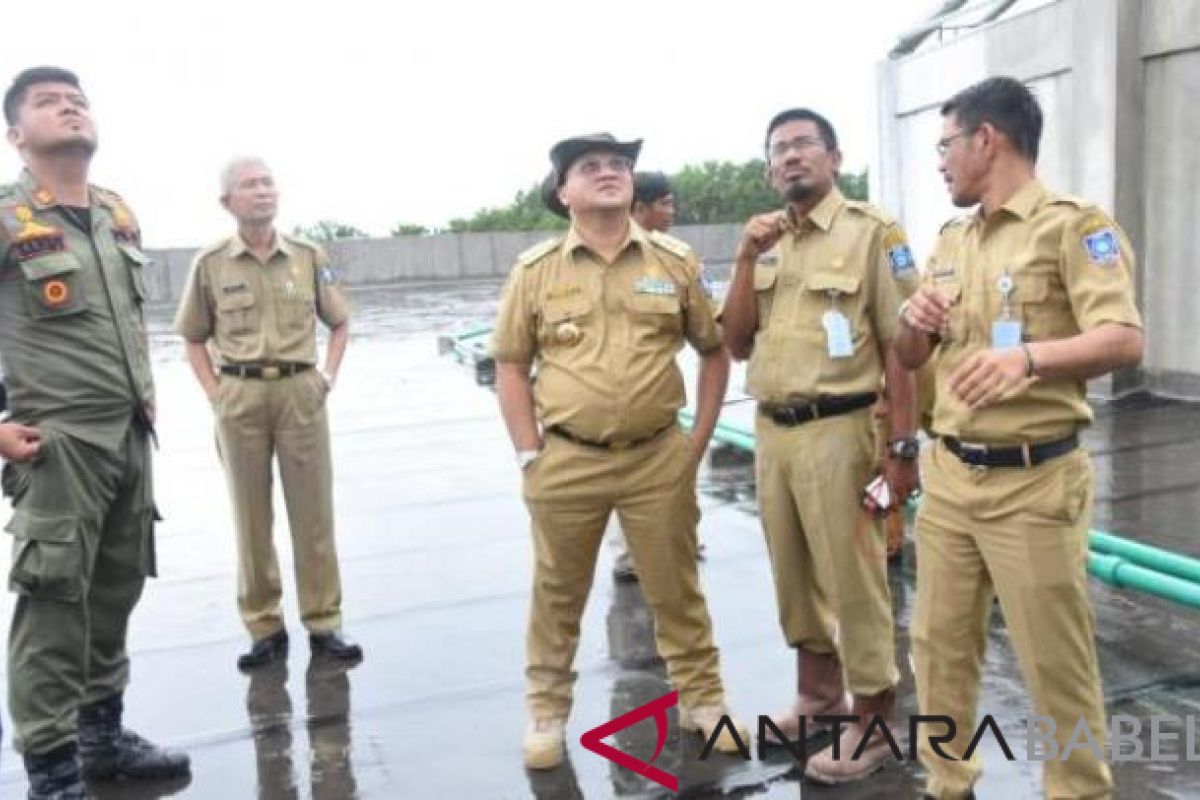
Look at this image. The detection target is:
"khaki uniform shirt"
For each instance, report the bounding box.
[740,188,918,404]
[924,179,1142,443]
[490,222,721,444]
[174,232,350,363]
[0,170,154,451]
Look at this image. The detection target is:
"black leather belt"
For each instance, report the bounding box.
[220,362,312,380]
[547,424,673,451]
[942,433,1079,468]
[760,392,877,428]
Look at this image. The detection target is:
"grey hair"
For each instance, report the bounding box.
[219,156,271,196]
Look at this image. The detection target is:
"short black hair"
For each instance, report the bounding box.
[4,66,83,126]
[940,76,1042,163]
[764,108,839,155]
[633,171,672,205]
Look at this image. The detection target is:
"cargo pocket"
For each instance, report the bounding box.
[117,243,150,305]
[139,505,160,578]
[19,253,88,320]
[6,509,83,602]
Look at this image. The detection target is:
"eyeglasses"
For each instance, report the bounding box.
[936,130,975,157]
[574,155,634,177]
[768,135,826,161]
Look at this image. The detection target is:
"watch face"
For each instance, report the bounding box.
[893,439,919,459]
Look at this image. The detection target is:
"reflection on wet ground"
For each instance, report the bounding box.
[1,277,1199,799]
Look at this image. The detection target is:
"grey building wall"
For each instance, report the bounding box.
[874,0,1200,398]
[144,222,743,304]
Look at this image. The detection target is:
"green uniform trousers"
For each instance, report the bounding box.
[4,421,154,755]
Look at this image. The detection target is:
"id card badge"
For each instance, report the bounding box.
[991,319,1023,349]
[823,310,854,358]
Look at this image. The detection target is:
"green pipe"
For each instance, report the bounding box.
[676,408,1200,609]
[1088,552,1200,610]
[1088,530,1200,585]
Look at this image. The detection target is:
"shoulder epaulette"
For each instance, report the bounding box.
[281,232,325,255]
[647,229,692,259]
[939,215,969,234]
[1047,193,1088,209]
[517,237,562,267]
[193,237,233,263]
[844,199,895,227]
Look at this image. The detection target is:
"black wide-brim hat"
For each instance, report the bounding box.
[542,133,642,218]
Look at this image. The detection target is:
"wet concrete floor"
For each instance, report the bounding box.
[2,277,1199,799]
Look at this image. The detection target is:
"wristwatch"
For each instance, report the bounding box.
[888,437,920,461]
[516,450,541,471]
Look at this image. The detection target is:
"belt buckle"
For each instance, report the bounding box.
[779,407,799,426]
[261,365,281,380]
[957,441,989,467]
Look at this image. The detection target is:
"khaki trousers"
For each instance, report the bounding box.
[215,370,342,639]
[914,439,1112,799]
[754,408,899,694]
[522,427,726,720]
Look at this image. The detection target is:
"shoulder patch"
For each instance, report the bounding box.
[518,237,562,268]
[881,224,916,278]
[647,229,692,259]
[1082,226,1120,266]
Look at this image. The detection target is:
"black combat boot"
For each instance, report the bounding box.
[77,693,191,781]
[24,743,89,799]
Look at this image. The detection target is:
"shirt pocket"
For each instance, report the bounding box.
[19,252,88,320]
[539,296,595,349]
[628,291,683,340]
[280,290,316,332]
[753,264,778,329]
[216,288,260,338]
[802,270,864,331]
[1015,270,1074,341]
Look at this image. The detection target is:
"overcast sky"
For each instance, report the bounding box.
[2,0,934,247]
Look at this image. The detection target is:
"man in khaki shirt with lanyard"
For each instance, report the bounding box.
[492,133,746,769]
[896,77,1143,799]
[175,157,361,671]
[722,108,919,784]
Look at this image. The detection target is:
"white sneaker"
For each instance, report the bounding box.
[679,705,750,754]
[523,717,567,770]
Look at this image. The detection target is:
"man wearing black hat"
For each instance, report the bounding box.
[492,133,744,769]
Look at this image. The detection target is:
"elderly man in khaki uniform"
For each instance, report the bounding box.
[897,77,1143,800]
[722,108,919,784]
[175,157,361,670]
[493,133,746,770]
[1,66,190,799]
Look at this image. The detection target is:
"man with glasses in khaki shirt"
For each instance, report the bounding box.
[723,108,919,784]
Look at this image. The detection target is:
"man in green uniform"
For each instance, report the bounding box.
[175,156,360,670]
[494,133,746,769]
[722,108,918,783]
[0,66,190,799]
[896,77,1144,799]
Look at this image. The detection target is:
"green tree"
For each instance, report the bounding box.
[446,184,567,233]
[292,220,370,242]
[436,161,870,232]
[390,223,429,236]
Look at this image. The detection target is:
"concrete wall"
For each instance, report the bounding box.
[144,222,743,304]
[874,0,1200,398]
